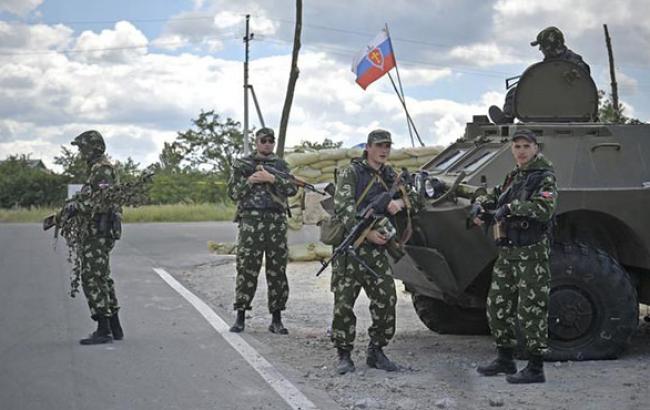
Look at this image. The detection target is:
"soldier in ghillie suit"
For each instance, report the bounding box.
[489,26,591,124]
[49,131,124,344]
[330,129,420,375]
[471,129,558,384]
[227,127,298,334]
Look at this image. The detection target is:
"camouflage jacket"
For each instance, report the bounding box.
[334,158,421,239]
[227,152,298,216]
[476,154,558,259]
[546,47,590,74]
[75,155,119,216]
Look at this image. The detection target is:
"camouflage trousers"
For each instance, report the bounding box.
[233,213,289,312]
[486,249,551,356]
[80,236,119,320]
[330,244,396,351]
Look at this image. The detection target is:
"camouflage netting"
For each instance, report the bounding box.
[285,146,441,230]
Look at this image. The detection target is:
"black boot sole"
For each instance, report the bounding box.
[268,324,288,335]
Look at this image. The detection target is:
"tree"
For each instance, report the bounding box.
[157,141,185,172]
[175,110,251,183]
[0,155,67,208]
[113,157,141,183]
[598,90,643,124]
[54,146,88,183]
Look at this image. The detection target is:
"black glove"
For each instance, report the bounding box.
[494,204,511,222]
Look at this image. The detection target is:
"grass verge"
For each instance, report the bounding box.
[0,203,236,223]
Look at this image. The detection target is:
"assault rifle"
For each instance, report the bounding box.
[236,158,326,195]
[315,169,410,278]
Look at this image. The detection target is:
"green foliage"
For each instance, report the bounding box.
[297,138,343,151]
[598,90,643,124]
[0,203,236,223]
[0,155,67,208]
[147,170,229,204]
[53,146,88,183]
[113,157,141,183]
[175,110,252,183]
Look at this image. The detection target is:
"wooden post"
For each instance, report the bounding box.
[277,0,302,158]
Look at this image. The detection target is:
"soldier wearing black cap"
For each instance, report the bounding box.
[227,127,298,334]
[471,129,558,383]
[489,26,590,124]
[330,129,420,375]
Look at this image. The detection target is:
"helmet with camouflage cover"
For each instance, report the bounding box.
[530,26,566,58]
[71,130,106,160]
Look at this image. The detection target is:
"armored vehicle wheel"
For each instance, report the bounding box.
[546,242,638,360]
[411,292,489,335]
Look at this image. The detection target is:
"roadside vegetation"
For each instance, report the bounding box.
[0,203,236,223]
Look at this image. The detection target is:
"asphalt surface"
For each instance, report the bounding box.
[0,222,334,410]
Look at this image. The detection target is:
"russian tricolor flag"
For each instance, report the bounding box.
[352,29,396,90]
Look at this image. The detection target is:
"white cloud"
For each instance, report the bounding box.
[73,21,148,63]
[0,0,42,17]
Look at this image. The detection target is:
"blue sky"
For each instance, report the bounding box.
[1,0,649,170]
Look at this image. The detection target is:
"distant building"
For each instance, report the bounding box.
[0,158,51,172]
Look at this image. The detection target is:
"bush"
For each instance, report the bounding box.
[0,156,67,208]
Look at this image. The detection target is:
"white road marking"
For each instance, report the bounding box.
[153,267,318,410]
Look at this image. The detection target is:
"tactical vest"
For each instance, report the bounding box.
[497,169,555,247]
[351,160,397,212]
[237,155,287,214]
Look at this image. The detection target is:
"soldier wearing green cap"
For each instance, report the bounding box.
[330,129,420,375]
[471,129,558,384]
[489,26,590,124]
[227,127,298,334]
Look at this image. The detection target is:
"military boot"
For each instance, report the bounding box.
[80,317,112,345]
[366,343,398,372]
[506,354,545,384]
[268,310,289,335]
[336,348,355,375]
[477,347,517,376]
[109,312,123,340]
[229,310,245,333]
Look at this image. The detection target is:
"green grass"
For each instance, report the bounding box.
[0,203,236,223]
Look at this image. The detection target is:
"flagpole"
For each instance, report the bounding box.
[386,72,423,147]
[385,24,424,147]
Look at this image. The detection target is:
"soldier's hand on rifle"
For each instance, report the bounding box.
[248,168,276,184]
[470,202,485,226]
[366,230,388,245]
[495,204,511,222]
[386,199,405,215]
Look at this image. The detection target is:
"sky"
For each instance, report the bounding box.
[1,0,649,171]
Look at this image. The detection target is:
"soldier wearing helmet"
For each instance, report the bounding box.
[489,27,590,124]
[70,130,124,344]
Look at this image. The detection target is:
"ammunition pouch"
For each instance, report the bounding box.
[94,211,122,240]
[319,216,345,246]
[501,217,548,247]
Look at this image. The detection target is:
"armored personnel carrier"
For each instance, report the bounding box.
[393,58,649,360]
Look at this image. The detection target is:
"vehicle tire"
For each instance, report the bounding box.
[411,292,489,335]
[546,242,638,360]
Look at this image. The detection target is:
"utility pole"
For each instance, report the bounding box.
[243,14,253,155]
[603,24,620,123]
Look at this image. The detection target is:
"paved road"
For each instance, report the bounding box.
[0,222,334,410]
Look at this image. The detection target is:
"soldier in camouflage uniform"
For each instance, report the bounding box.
[331,129,420,375]
[472,129,558,383]
[69,130,124,345]
[227,128,298,334]
[489,26,591,124]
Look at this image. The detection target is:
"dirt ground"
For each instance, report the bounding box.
[177,256,650,410]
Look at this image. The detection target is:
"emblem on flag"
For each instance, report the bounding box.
[351,29,396,89]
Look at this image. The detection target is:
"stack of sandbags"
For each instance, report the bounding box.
[286,146,442,229]
[207,241,332,262]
